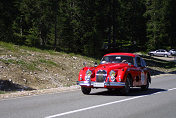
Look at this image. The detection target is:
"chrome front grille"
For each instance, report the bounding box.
[96,70,107,82]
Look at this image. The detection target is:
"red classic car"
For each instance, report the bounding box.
[77,53,151,95]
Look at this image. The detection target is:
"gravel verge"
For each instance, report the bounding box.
[0,85,80,100]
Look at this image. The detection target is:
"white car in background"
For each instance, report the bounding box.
[148,49,171,57]
[169,49,176,56]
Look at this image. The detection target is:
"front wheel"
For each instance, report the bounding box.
[120,75,130,95]
[149,53,154,56]
[81,86,91,95]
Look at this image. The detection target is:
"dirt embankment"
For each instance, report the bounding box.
[0,42,96,91]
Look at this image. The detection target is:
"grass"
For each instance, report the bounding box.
[0,41,57,55]
[0,59,16,64]
[0,91,5,94]
[0,41,18,52]
[26,62,38,71]
[20,46,42,52]
[20,45,58,55]
[0,41,98,61]
[0,58,38,71]
[39,59,57,67]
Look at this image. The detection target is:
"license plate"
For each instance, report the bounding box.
[93,82,104,87]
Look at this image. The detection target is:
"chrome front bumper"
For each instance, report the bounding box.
[77,81,125,87]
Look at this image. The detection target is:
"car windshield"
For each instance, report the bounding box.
[100,55,134,65]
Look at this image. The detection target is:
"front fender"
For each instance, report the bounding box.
[78,67,95,81]
[116,68,127,82]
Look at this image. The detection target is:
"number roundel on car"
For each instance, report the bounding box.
[141,70,145,85]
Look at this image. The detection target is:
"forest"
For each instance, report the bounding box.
[0,0,176,58]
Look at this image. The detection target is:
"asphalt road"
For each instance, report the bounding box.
[0,74,176,118]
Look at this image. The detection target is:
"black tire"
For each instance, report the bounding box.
[164,54,168,57]
[141,76,150,91]
[107,88,113,92]
[107,88,117,93]
[149,53,154,56]
[120,75,131,95]
[81,86,91,95]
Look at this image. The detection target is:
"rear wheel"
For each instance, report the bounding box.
[141,75,150,91]
[164,54,168,57]
[81,86,91,95]
[120,75,131,95]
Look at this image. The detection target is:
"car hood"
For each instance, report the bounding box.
[95,63,129,72]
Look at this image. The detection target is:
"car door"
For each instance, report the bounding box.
[155,50,160,56]
[132,57,141,86]
[135,57,146,86]
[160,50,166,56]
[156,50,162,56]
[140,58,148,85]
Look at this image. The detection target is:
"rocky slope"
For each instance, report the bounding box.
[0,42,96,91]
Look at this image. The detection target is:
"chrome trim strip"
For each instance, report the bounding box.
[105,82,125,86]
[77,81,125,87]
[96,74,107,76]
[77,81,93,86]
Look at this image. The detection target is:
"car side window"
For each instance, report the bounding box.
[141,58,146,67]
[136,57,141,67]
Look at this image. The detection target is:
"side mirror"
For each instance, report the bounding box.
[83,62,86,67]
[94,62,98,67]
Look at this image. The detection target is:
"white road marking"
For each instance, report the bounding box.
[45,88,176,118]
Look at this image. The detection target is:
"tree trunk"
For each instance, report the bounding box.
[112,0,117,48]
[54,15,58,50]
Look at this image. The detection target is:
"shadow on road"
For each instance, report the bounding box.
[89,88,167,96]
[0,80,35,91]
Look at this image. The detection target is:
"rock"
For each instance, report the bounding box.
[72,56,77,60]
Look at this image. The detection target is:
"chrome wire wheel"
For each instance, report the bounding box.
[120,75,130,95]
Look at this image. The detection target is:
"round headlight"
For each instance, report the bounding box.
[110,70,116,77]
[86,70,92,76]
[85,70,92,81]
[109,70,116,82]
